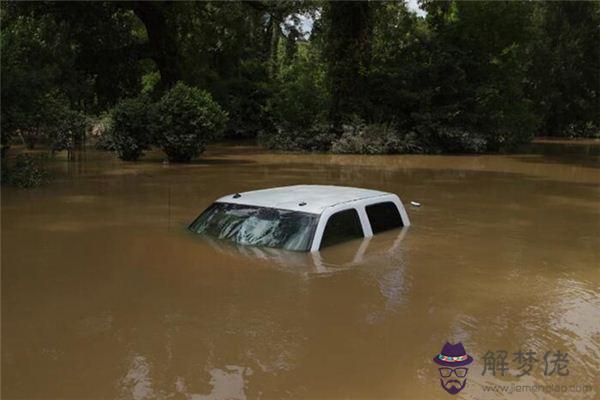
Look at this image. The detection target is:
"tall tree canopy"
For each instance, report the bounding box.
[2,0,598,157]
[325,1,375,129]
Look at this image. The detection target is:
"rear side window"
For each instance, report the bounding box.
[366,202,403,234]
[320,209,363,249]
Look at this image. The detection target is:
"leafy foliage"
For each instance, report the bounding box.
[1,154,51,188]
[331,118,422,154]
[268,43,329,129]
[1,0,598,166]
[370,1,540,152]
[259,122,335,152]
[154,83,228,162]
[324,1,375,129]
[0,2,136,156]
[108,95,154,161]
[528,1,600,137]
[47,104,88,153]
[216,59,272,138]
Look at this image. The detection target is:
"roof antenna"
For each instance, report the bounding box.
[233,193,241,198]
[299,202,307,206]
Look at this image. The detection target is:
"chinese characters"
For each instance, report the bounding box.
[481,350,569,377]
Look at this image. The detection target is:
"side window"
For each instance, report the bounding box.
[366,202,403,234]
[320,209,364,249]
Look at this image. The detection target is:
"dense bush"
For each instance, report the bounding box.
[1,154,51,188]
[259,123,335,152]
[47,104,88,153]
[91,113,114,151]
[108,95,154,161]
[261,118,426,155]
[154,83,228,162]
[331,119,422,154]
[95,132,115,151]
[1,89,86,153]
[413,122,488,154]
[564,122,600,139]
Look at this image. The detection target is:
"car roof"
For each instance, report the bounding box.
[215,185,391,214]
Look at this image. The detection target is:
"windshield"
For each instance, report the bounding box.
[189,203,319,251]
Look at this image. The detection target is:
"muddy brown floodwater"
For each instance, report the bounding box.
[2,141,600,400]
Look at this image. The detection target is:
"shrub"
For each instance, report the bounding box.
[259,123,336,152]
[92,113,115,151]
[154,83,228,162]
[411,113,488,153]
[1,91,87,153]
[47,106,88,153]
[108,95,154,161]
[260,118,425,155]
[414,125,487,154]
[95,133,115,151]
[429,127,488,153]
[331,119,422,154]
[564,122,600,139]
[1,154,51,188]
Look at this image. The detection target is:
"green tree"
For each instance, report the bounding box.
[0,6,87,153]
[269,43,329,129]
[529,1,600,137]
[324,1,375,130]
[368,1,428,126]
[415,0,539,152]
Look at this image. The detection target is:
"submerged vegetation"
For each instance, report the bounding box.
[153,83,228,162]
[108,94,155,161]
[1,1,598,180]
[1,154,51,188]
[108,83,227,162]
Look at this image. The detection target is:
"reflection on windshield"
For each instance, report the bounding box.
[189,203,318,251]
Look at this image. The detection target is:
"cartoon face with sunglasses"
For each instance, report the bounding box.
[433,342,474,395]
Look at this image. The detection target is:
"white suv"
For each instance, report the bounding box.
[189,185,410,252]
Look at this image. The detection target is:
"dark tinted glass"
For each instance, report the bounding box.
[320,209,363,249]
[365,202,403,234]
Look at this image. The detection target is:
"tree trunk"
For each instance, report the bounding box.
[133,1,182,89]
[269,16,280,79]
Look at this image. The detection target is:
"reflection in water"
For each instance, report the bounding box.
[550,278,600,374]
[200,226,408,276]
[2,141,599,399]
[187,366,249,400]
[120,355,155,400]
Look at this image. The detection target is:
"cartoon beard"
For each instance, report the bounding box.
[440,378,467,395]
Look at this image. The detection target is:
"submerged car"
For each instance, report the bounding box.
[189,185,411,252]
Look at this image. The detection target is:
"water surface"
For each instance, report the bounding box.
[2,141,599,399]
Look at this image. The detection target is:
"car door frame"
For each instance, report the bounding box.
[310,194,410,252]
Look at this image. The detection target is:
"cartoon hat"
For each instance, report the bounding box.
[433,342,473,367]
